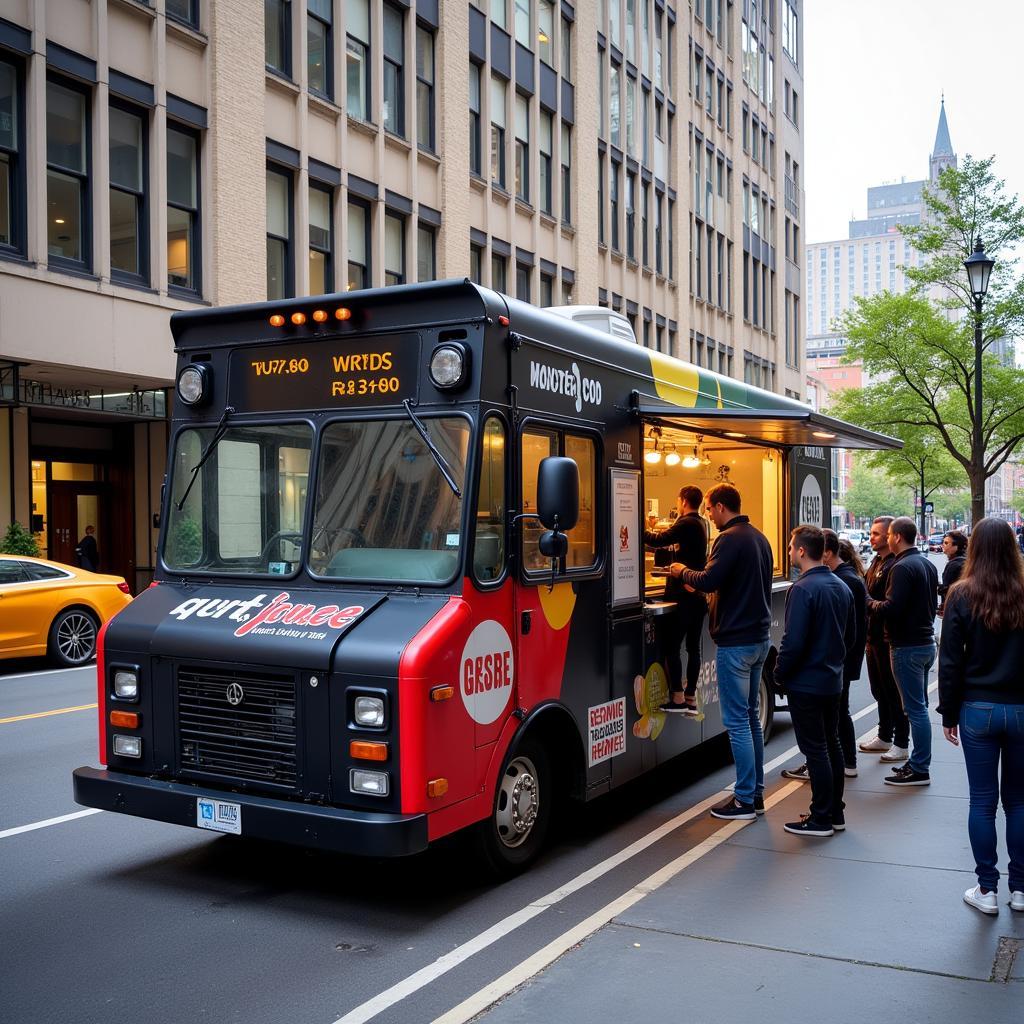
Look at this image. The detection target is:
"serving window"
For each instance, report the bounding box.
[641,425,784,591]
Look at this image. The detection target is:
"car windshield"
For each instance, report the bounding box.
[164,423,313,575]
[308,417,471,584]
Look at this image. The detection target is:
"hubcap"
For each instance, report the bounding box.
[758,678,769,734]
[494,755,540,849]
[57,613,96,664]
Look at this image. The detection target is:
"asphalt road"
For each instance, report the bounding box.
[0,649,897,1024]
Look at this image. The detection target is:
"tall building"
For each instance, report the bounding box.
[1,0,803,587]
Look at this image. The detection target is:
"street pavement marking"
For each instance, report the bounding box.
[0,703,98,724]
[0,808,102,840]
[0,664,94,681]
[432,782,803,1024]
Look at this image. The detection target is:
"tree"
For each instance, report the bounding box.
[855,154,1024,526]
[0,521,40,556]
[843,457,913,524]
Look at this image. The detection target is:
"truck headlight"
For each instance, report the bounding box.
[176,363,210,406]
[350,769,389,797]
[113,669,139,700]
[354,695,385,727]
[429,344,469,389]
[113,735,142,758]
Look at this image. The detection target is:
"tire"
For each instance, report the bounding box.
[473,737,553,877]
[48,608,99,667]
[758,673,775,742]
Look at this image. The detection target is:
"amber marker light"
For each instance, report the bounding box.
[335,307,352,321]
[269,314,286,327]
[290,311,307,326]
[429,684,454,702]
[312,309,328,323]
[109,710,139,729]
[350,739,388,761]
[427,778,449,798]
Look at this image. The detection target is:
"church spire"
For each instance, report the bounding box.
[930,97,957,184]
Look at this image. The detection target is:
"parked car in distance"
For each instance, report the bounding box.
[840,529,871,555]
[927,533,945,552]
[0,555,132,666]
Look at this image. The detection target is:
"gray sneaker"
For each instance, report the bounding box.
[781,763,810,781]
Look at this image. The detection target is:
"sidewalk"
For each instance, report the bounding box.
[475,717,1024,1024]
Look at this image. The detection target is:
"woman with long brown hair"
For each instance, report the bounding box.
[938,518,1024,916]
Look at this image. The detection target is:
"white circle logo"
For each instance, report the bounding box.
[799,474,824,526]
[460,620,515,725]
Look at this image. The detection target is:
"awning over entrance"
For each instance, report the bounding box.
[634,402,903,451]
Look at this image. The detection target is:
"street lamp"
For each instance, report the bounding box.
[964,237,995,524]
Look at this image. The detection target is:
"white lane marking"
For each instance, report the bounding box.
[433,782,803,1024]
[0,665,94,681]
[0,808,102,840]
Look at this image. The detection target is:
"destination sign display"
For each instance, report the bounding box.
[229,333,420,412]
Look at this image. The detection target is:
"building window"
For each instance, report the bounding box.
[266,166,293,300]
[539,110,553,215]
[265,0,291,77]
[384,210,405,285]
[668,198,674,280]
[166,0,199,28]
[0,59,22,255]
[695,221,703,298]
[783,2,799,66]
[609,64,620,149]
[108,104,146,282]
[383,4,405,136]
[490,76,507,188]
[167,124,199,292]
[46,78,90,271]
[514,0,531,47]
[347,198,369,289]
[597,155,605,246]
[346,0,371,120]
[308,184,332,294]
[470,63,483,175]
[539,0,555,66]
[416,26,435,151]
[654,191,663,274]
[514,93,529,203]
[516,262,531,302]
[416,221,435,281]
[491,252,507,293]
[641,181,649,265]
[470,241,483,283]
[308,0,332,99]
[609,161,620,252]
[540,271,553,306]
[560,122,571,223]
[625,170,635,260]
[561,15,572,80]
[491,0,507,30]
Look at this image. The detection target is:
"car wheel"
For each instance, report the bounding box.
[758,674,775,741]
[49,608,99,667]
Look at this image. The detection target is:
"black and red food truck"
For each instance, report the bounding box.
[73,280,899,871]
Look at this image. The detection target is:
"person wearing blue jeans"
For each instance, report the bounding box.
[672,483,774,821]
[867,516,938,787]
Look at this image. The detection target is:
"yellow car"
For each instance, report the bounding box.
[0,555,133,667]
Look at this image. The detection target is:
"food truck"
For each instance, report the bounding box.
[73,280,899,872]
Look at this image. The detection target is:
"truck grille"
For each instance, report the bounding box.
[177,666,298,787]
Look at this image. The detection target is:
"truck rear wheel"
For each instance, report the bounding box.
[474,737,552,876]
[758,674,775,741]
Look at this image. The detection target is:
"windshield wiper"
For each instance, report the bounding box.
[401,399,461,498]
[175,405,235,511]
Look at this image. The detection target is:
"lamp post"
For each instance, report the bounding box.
[964,237,995,525]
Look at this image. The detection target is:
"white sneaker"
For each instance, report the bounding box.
[859,736,891,753]
[1010,891,1024,912]
[844,766,859,778]
[963,885,998,915]
[880,746,910,763]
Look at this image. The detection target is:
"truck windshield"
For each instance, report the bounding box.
[164,423,313,575]
[308,417,471,584]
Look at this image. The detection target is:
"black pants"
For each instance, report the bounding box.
[839,678,856,769]
[788,691,845,825]
[660,601,707,697]
[865,642,909,748]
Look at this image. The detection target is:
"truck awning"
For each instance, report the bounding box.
[634,403,903,451]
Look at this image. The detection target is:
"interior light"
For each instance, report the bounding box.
[290,312,307,326]
[335,307,352,320]
[269,314,286,327]
[312,309,328,323]
[682,454,701,469]
[812,431,836,439]
[725,431,745,439]
[54,218,65,225]
[538,31,550,43]
[644,450,663,464]
[665,448,681,466]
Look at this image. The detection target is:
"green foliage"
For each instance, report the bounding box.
[932,489,971,524]
[165,516,202,566]
[843,457,913,523]
[0,521,41,556]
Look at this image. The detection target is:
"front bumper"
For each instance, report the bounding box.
[72,766,428,857]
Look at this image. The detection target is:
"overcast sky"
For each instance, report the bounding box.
[803,1,1024,246]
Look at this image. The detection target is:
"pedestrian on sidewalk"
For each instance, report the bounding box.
[644,486,708,715]
[775,526,854,837]
[670,483,773,822]
[938,517,1024,916]
[937,529,967,616]
[860,516,912,763]
[869,516,938,787]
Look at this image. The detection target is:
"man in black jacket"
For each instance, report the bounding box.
[937,530,967,616]
[644,485,707,715]
[670,483,773,821]
[776,525,854,836]
[868,516,938,787]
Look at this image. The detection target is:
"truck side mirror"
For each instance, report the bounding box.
[536,457,579,531]
[538,531,568,559]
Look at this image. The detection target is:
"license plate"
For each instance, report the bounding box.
[196,797,242,835]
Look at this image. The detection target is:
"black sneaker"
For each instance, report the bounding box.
[884,766,930,786]
[658,701,689,714]
[754,794,765,816]
[783,814,834,837]
[710,797,757,821]
[832,811,846,832]
[780,763,810,782]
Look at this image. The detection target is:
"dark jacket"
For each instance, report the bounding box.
[938,554,966,605]
[870,547,938,648]
[679,515,773,647]
[834,561,868,682]
[775,565,855,696]
[864,550,894,645]
[76,534,99,572]
[937,589,1024,727]
[644,512,707,604]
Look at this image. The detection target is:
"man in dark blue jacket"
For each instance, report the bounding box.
[776,525,855,837]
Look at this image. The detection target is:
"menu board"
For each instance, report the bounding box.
[610,468,641,606]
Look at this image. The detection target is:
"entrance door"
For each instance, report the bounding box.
[49,483,110,572]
